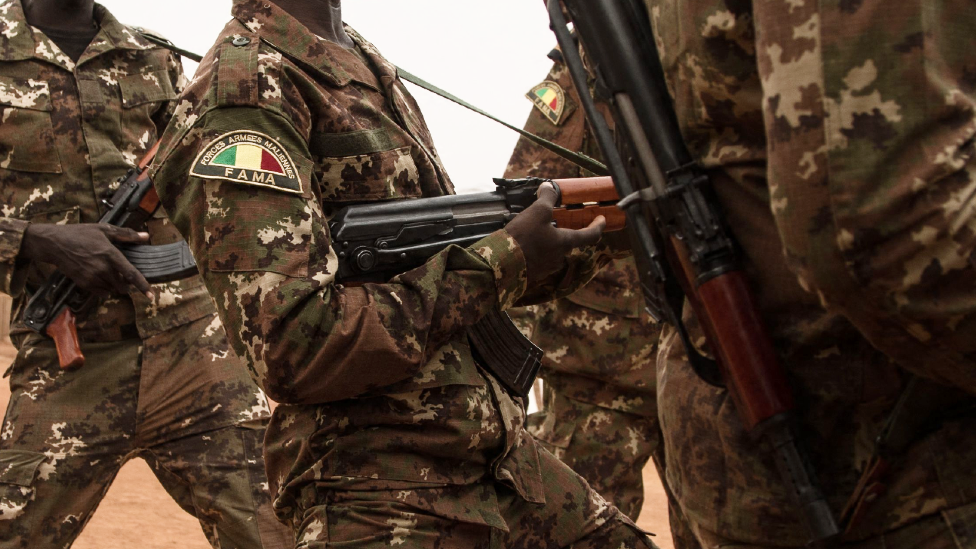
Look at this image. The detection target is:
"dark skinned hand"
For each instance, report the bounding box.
[506,182,606,287]
[21,223,154,299]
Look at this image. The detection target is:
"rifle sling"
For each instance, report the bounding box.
[138,32,609,177]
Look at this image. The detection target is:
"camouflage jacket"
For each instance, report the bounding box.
[505,58,657,414]
[0,0,216,342]
[152,0,604,527]
[645,0,976,543]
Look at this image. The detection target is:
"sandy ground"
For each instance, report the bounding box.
[0,339,673,548]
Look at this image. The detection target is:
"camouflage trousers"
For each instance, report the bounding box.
[527,378,700,549]
[687,499,976,549]
[526,380,656,520]
[293,446,656,549]
[0,314,293,549]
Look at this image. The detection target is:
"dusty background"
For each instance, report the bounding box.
[0,330,672,548]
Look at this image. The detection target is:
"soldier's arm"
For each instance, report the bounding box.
[153,107,530,404]
[152,49,188,132]
[753,2,976,392]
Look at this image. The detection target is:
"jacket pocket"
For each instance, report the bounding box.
[0,450,46,520]
[118,71,177,161]
[0,76,62,174]
[119,71,177,108]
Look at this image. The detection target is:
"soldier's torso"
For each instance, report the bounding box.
[0,0,199,338]
[157,2,545,526]
[504,59,654,405]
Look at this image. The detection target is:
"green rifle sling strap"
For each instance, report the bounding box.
[137,31,609,177]
[394,67,609,176]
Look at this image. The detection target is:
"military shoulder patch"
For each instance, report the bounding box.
[191,131,303,194]
[527,81,569,125]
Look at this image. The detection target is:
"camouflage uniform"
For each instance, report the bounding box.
[506,57,700,549]
[641,0,976,547]
[0,2,291,547]
[505,58,660,519]
[150,2,656,547]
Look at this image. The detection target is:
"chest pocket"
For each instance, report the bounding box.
[0,76,62,174]
[119,71,176,108]
[118,71,176,150]
[310,129,421,202]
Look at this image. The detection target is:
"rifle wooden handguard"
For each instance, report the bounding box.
[551,176,627,231]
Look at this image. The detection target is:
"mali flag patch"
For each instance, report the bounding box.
[527,81,568,125]
[191,130,303,194]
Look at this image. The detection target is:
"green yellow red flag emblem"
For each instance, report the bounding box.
[191,130,303,194]
[527,80,569,125]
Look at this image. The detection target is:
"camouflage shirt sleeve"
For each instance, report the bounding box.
[153,107,528,404]
[751,2,976,391]
[0,217,30,297]
[152,50,187,132]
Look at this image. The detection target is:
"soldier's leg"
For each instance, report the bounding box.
[291,444,654,549]
[144,421,293,549]
[0,336,139,548]
[528,385,656,519]
[134,313,292,549]
[495,445,656,548]
[294,480,654,549]
[295,489,493,549]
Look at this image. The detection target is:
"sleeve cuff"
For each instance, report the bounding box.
[470,229,528,311]
[0,218,31,297]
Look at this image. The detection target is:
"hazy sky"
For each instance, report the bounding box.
[97,1,558,194]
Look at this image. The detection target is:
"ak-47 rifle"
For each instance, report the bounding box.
[546,0,840,543]
[329,175,623,398]
[22,143,197,369]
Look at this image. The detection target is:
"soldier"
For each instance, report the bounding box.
[149,0,658,547]
[505,49,702,549]
[0,1,293,547]
[640,0,976,547]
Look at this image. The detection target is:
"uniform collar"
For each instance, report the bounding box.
[231,0,387,91]
[0,0,155,68]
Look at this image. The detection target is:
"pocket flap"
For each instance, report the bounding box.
[0,76,52,111]
[0,450,46,487]
[119,71,176,108]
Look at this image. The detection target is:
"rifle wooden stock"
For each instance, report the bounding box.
[47,309,83,369]
[550,176,626,231]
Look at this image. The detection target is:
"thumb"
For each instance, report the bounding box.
[565,215,606,248]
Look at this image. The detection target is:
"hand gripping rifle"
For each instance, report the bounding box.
[329,176,623,398]
[546,0,840,543]
[22,143,198,369]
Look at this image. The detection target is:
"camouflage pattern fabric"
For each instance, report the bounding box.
[642,0,976,546]
[688,499,976,549]
[506,58,700,545]
[150,1,653,547]
[0,318,284,548]
[0,1,291,547]
[505,59,659,520]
